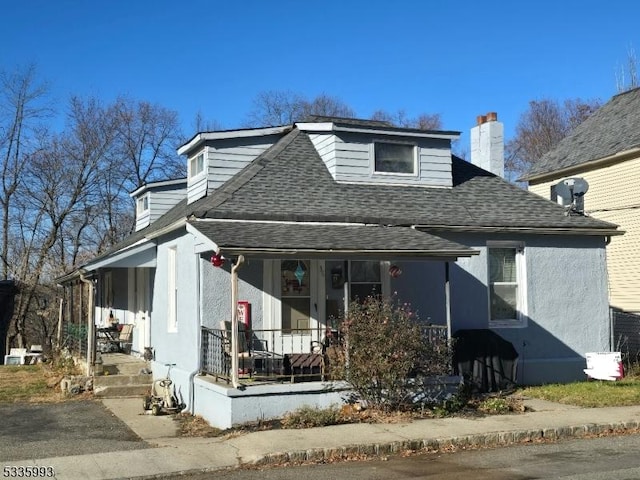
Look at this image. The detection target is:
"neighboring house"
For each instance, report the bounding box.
[58,114,621,429]
[524,87,640,314]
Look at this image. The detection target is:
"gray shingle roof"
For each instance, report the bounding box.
[525,88,640,180]
[189,220,475,257]
[61,120,621,280]
[191,129,619,233]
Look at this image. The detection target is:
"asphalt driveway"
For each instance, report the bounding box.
[0,400,149,461]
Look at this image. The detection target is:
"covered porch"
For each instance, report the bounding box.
[57,239,157,375]
[189,219,478,390]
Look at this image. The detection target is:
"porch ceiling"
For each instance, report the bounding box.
[188,219,478,259]
[84,239,157,271]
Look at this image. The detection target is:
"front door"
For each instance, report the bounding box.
[130,268,150,354]
[267,259,324,355]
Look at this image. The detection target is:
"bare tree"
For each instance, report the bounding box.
[8,99,111,348]
[370,109,442,130]
[616,45,639,93]
[0,64,51,280]
[506,98,601,181]
[245,90,355,127]
[301,93,355,119]
[111,96,185,187]
[192,110,224,133]
[101,97,184,242]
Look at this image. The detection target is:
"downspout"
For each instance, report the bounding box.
[231,255,245,388]
[445,261,452,341]
[79,272,95,376]
[188,254,202,414]
[56,297,64,349]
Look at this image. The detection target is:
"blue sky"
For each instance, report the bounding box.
[3,0,640,149]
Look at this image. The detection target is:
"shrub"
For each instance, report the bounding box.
[338,296,453,412]
[281,405,343,428]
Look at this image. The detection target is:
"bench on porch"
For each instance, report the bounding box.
[283,353,325,382]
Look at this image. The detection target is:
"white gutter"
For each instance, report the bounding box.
[178,126,291,155]
[295,122,460,140]
[129,178,187,198]
[217,247,478,258]
[416,225,623,236]
[230,255,245,389]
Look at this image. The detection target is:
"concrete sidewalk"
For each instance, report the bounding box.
[6,397,640,480]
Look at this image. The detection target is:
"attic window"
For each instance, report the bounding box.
[374,142,416,175]
[136,195,149,215]
[189,152,205,178]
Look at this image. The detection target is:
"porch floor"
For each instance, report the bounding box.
[99,353,149,375]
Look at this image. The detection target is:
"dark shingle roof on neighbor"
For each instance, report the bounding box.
[525,87,640,180]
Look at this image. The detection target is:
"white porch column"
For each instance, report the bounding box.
[231,255,245,388]
[445,261,452,341]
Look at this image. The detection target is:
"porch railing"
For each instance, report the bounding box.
[200,324,449,385]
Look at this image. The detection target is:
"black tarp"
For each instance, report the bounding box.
[0,280,18,362]
[452,329,519,393]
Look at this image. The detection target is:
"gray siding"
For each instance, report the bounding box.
[309,132,452,187]
[149,189,186,223]
[442,232,610,385]
[187,172,208,205]
[187,136,280,204]
[135,185,186,231]
[135,210,151,231]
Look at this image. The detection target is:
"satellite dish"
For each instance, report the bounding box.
[554,177,589,199]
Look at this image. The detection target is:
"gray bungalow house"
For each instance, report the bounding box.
[58,114,620,429]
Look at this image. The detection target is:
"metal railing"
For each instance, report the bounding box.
[200,324,449,385]
[62,323,88,358]
[611,307,640,363]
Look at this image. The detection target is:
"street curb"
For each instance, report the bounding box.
[251,420,640,467]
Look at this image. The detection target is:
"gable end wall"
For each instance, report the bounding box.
[528,155,640,312]
[309,132,452,187]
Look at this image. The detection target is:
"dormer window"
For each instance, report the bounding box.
[374,142,417,175]
[136,194,149,215]
[189,152,205,178]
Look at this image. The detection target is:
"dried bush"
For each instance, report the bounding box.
[339,297,453,412]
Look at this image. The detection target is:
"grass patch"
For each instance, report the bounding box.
[281,405,344,429]
[0,365,55,403]
[0,359,82,404]
[519,377,640,407]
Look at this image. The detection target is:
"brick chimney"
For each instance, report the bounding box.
[470,112,504,178]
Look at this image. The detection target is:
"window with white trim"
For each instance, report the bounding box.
[487,243,527,327]
[373,142,416,175]
[167,247,178,332]
[189,152,205,178]
[136,195,149,215]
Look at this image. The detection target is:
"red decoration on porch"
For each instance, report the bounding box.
[211,253,225,267]
[389,265,402,278]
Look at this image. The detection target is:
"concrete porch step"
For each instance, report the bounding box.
[94,373,153,388]
[94,384,152,398]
